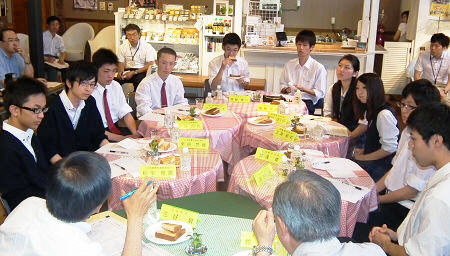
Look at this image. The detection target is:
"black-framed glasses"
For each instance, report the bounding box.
[17,106,49,114]
[397,102,417,111]
[79,81,98,89]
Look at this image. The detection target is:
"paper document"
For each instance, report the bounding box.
[110,157,147,177]
[117,138,141,150]
[139,112,165,122]
[45,61,69,69]
[96,143,141,157]
[312,158,361,178]
[46,81,62,88]
[325,178,371,203]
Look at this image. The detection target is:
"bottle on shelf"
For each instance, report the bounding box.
[181,147,191,173]
[205,92,213,104]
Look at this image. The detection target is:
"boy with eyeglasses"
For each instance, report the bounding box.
[0,78,49,210]
[37,62,108,164]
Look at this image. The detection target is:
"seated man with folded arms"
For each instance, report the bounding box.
[369,103,450,256]
[0,78,48,210]
[251,170,386,256]
[42,16,67,82]
[279,30,327,115]
[0,151,158,256]
[353,79,441,242]
[37,62,109,164]
[135,47,188,117]
[92,48,139,142]
[208,32,250,92]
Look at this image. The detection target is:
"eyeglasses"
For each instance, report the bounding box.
[79,81,97,89]
[17,106,49,114]
[397,102,417,111]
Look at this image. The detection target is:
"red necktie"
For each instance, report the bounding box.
[161,81,168,108]
[103,89,121,135]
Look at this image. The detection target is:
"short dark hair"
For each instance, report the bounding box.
[354,73,386,121]
[0,28,15,42]
[401,79,441,106]
[431,33,449,48]
[46,16,61,25]
[407,103,450,150]
[92,48,119,69]
[401,10,409,18]
[222,33,242,47]
[46,151,112,222]
[64,61,98,91]
[339,54,360,72]
[124,23,141,34]
[3,77,48,117]
[295,30,316,46]
[157,47,177,60]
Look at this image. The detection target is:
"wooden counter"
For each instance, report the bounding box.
[178,74,265,91]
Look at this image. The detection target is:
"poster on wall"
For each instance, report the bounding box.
[429,0,449,20]
[129,0,157,8]
[74,0,98,10]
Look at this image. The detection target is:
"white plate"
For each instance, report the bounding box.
[229,76,244,80]
[144,142,177,153]
[201,110,222,117]
[145,220,193,245]
[248,116,275,126]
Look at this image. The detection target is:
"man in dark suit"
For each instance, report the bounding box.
[0,78,49,210]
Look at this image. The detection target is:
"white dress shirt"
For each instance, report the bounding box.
[291,237,386,256]
[279,56,327,104]
[91,80,132,128]
[208,55,250,92]
[118,39,156,69]
[397,23,407,42]
[135,72,188,117]
[323,84,349,117]
[415,51,450,85]
[397,162,450,256]
[42,30,65,57]
[0,197,104,256]
[59,90,85,129]
[358,110,399,153]
[384,128,435,209]
[2,120,36,161]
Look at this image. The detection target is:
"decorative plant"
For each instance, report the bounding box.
[191,232,203,249]
[189,107,198,118]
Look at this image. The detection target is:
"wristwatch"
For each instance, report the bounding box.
[252,245,273,256]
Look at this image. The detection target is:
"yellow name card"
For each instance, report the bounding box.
[257,104,279,113]
[251,164,275,186]
[268,112,291,125]
[160,204,199,228]
[240,232,287,255]
[140,165,177,180]
[176,120,203,130]
[273,126,300,142]
[229,95,251,103]
[178,137,209,150]
[254,147,284,164]
[202,103,228,112]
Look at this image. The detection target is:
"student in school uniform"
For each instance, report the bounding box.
[42,16,67,82]
[0,78,48,210]
[208,32,250,92]
[352,73,399,182]
[135,47,188,117]
[353,79,441,242]
[37,62,108,164]
[91,48,139,142]
[279,30,327,115]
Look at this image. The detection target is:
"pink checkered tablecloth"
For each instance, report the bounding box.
[102,148,224,211]
[240,121,349,158]
[227,154,378,237]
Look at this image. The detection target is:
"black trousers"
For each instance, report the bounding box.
[302,99,315,115]
[115,68,146,91]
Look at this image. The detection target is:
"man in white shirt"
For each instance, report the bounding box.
[92,48,139,142]
[117,23,156,90]
[370,103,450,256]
[414,33,450,97]
[42,16,67,82]
[251,170,386,256]
[280,30,327,115]
[0,151,158,256]
[208,32,250,92]
[135,47,188,117]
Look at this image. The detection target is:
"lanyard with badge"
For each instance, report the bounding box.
[127,40,140,68]
[430,53,443,85]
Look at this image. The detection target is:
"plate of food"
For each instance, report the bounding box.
[176,115,196,121]
[159,154,181,166]
[248,116,274,126]
[145,220,193,245]
[144,139,177,153]
[201,107,222,117]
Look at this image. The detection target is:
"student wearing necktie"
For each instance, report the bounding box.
[135,47,188,117]
[91,49,140,142]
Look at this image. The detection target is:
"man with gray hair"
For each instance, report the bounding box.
[251,170,386,255]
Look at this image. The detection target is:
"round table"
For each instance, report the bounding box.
[228,154,378,237]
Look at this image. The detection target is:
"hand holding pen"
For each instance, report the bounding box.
[121,179,158,221]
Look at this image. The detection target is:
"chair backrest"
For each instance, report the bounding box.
[62,23,95,61]
[16,33,29,57]
[87,25,115,61]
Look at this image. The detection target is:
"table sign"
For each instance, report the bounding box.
[140,165,177,180]
[268,112,291,125]
[240,232,288,256]
[176,120,203,130]
[256,104,279,113]
[202,103,228,112]
[251,164,275,186]
[178,137,210,150]
[273,127,300,142]
[229,95,251,103]
[255,147,284,164]
[160,204,200,228]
